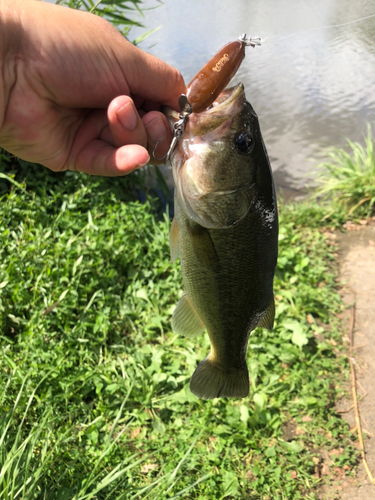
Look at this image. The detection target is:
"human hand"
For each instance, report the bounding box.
[0,0,185,176]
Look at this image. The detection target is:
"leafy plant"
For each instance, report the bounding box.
[56,0,161,42]
[314,124,375,217]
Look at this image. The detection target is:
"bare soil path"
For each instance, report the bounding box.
[334,220,375,499]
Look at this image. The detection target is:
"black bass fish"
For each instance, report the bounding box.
[165,83,278,400]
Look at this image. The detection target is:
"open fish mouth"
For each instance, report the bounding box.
[205,83,245,113]
[164,84,245,130]
[178,84,246,140]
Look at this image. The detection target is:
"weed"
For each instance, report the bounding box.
[314,124,375,217]
[55,0,161,43]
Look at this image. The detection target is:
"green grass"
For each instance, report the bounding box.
[314,124,375,217]
[55,0,161,43]
[0,157,358,499]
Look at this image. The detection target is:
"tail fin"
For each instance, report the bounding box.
[189,357,249,400]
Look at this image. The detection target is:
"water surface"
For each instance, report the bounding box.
[131,0,375,196]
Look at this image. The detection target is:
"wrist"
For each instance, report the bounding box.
[0,0,23,132]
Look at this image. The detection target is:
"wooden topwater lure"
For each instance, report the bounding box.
[164,34,262,161]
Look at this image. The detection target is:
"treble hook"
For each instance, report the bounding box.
[152,95,193,162]
[152,141,168,162]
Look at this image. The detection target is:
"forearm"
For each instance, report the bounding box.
[0,0,23,133]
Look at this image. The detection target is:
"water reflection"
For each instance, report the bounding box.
[131,0,375,193]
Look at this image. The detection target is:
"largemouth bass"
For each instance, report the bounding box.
[165,83,278,400]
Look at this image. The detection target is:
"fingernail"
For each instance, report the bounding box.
[136,155,150,169]
[145,117,167,143]
[116,101,138,131]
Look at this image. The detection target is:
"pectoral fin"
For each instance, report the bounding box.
[169,217,180,262]
[171,291,205,337]
[188,224,220,273]
[257,296,275,331]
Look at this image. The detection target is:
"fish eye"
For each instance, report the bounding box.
[235,132,254,155]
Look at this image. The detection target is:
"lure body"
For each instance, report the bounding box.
[185,40,246,113]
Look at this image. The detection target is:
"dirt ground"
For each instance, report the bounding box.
[328,218,375,499]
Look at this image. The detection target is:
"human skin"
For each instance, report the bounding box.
[0,0,185,176]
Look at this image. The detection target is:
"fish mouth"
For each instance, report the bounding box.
[181,83,245,137]
[164,83,245,128]
[201,83,245,115]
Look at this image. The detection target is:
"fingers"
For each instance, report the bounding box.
[67,100,173,176]
[107,96,172,166]
[107,96,147,149]
[107,96,172,165]
[75,141,150,176]
[68,108,150,176]
[143,111,173,166]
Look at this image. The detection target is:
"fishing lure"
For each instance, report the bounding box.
[162,34,261,161]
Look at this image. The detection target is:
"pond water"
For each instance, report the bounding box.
[130,0,375,197]
[45,0,375,197]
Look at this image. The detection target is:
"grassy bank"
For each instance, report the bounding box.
[0,158,358,499]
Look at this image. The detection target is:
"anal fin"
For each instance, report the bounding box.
[257,295,275,331]
[171,291,205,337]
